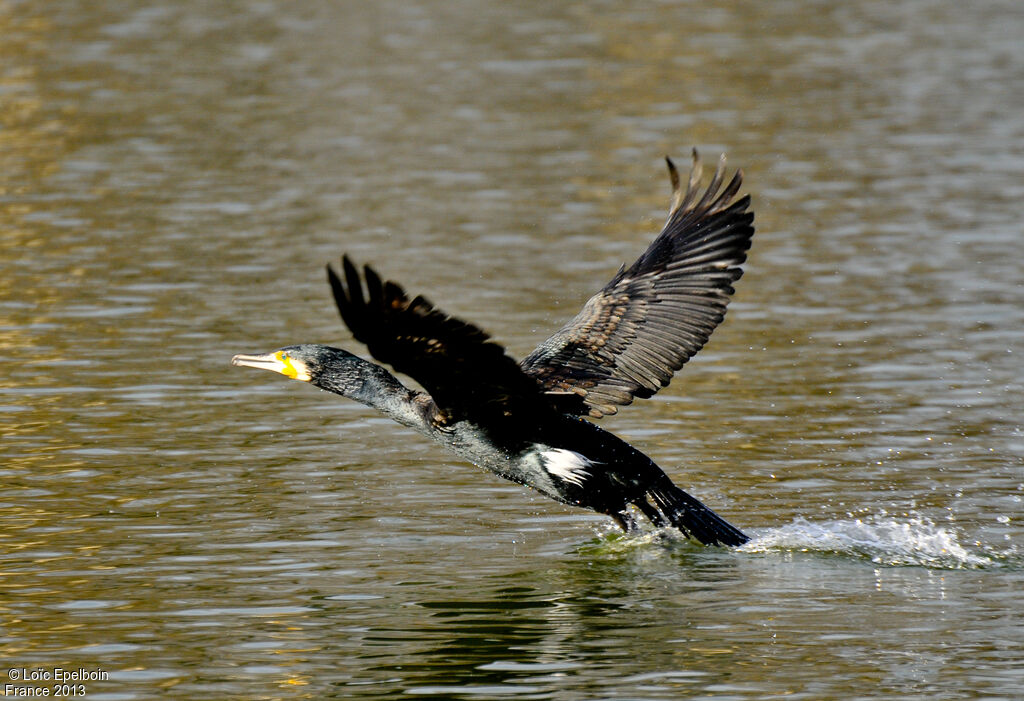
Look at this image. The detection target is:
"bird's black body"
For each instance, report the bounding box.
[233,152,755,546]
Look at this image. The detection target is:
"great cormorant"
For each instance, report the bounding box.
[233,151,755,546]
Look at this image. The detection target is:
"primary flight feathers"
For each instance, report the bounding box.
[328,150,754,421]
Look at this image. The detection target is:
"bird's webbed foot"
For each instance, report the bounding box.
[631,496,668,528]
[609,509,640,533]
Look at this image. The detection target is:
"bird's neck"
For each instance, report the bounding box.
[315,357,427,430]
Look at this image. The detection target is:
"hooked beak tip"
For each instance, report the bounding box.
[231,352,277,370]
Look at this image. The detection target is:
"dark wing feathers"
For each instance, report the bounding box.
[329,151,753,422]
[519,151,755,418]
[328,256,565,423]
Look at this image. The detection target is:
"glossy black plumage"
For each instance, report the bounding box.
[234,151,756,546]
[327,257,562,427]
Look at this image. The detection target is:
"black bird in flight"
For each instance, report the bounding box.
[233,151,755,546]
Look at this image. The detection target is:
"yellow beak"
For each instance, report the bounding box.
[231,351,311,381]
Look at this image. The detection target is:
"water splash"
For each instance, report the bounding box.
[740,515,997,569]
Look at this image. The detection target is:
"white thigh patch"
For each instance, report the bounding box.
[540,449,594,487]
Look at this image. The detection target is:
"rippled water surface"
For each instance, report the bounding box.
[2,1,1022,699]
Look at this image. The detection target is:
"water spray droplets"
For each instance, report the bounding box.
[740,514,996,569]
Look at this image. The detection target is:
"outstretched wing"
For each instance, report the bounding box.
[520,151,755,418]
[328,257,564,424]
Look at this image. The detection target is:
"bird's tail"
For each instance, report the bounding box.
[646,478,749,546]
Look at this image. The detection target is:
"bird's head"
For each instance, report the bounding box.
[232,344,413,409]
[231,344,357,385]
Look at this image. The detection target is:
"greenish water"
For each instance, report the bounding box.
[1,1,1021,699]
